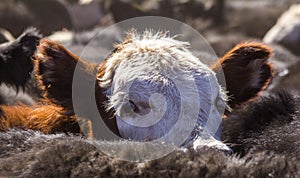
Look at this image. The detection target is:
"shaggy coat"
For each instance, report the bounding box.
[0,28,41,105]
[0,92,299,177]
[0,28,40,87]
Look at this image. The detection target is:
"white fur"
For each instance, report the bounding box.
[97,30,228,150]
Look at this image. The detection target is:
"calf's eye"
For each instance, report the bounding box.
[129,100,139,113]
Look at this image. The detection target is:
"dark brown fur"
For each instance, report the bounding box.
[0,28,41,106]
[0,28,41,87]
[212,42,273,109]
[222,91,298,156]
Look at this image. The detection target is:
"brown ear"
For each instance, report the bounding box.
[34,39,98,112]
[211,42,273,109]
[34,40,120,137]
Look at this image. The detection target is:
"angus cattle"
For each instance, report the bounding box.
[0,28,41,105]
[0,30,273,151]
[0,28,40,87]
[222,91,300,158]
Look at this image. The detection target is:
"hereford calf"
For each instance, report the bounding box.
[0,31,272,151]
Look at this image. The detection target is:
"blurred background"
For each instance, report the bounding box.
[0,0,300,93]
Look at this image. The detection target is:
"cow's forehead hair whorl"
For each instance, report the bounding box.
[117,30,190,51]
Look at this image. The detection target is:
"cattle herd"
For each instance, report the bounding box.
[0,27,299,177]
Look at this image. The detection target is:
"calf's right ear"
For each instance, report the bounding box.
[211,42,274,109]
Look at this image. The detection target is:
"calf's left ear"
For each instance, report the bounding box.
[211,42,273,109]
[35,39,98,112]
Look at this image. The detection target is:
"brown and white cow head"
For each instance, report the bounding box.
[34,30,273,151]
[97,31,228,149]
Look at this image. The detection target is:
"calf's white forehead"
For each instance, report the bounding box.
[101,32,214,90]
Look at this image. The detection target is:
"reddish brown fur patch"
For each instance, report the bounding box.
[0,104,80,134]
[33,39,119,136]
[212,42,274,109]
[0,39,95,135]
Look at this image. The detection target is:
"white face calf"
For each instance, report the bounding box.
[98,31,229,151]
